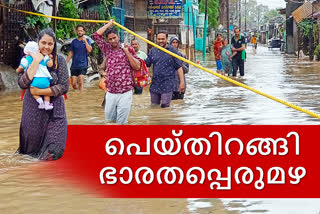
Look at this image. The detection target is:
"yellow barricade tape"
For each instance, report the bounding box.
[1,4,320,120]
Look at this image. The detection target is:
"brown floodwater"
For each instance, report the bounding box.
[1,46,320,213]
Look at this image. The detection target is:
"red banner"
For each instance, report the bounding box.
[35,125,320,198]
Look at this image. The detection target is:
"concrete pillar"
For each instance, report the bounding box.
[285,1,303,54]
[293,20,299,54]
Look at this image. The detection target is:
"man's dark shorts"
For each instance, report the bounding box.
[71,67,87,76]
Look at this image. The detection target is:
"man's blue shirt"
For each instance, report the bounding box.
[70,38,91,69]
[145,45,182,94]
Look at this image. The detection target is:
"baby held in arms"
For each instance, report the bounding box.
[17,41,54,110]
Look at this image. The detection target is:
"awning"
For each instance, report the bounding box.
[292,1,313,23]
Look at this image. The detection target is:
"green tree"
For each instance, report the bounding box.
[240,0,282,30]
[241,0,270,30]
[56,0,80,39]
[242,0,258,29]
[256,4,269,26]
[199,0,219,28]
[263,9,281,24]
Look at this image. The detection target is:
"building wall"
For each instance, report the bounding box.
[181,26,195,46]
[121,0,195,58]
[115,0,147,18]
[123,31,148,54]
[113,0,121,8]
[286,1,304,54]
[0,0,33,66]
[135,0,147,18]
[120,0,148,54]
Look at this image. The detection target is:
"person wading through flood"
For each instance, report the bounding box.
[145,31,185,108]
[66,24,92,91]
[221,38,237,76]
[93,19,141,124]
[17,28,69,160]
[131,39,147,95]
[213,33,223,73]
[231,28,246,77]
[169,36,189,100]
[251,34,257,55]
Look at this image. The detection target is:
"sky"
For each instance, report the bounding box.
[256,0,286,9]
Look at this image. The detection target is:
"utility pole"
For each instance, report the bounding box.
[187,6,190,60]
[257,6,260,31]
[133,0,136,33]
[227,0,230,42]
[239,0,241,31]
[120,0,124,42]
[244,0,247,32]
[52,0,57,33]
[192,6,196,61]
[202,0,208,57]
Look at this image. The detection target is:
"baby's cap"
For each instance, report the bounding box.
[24,41,39,55]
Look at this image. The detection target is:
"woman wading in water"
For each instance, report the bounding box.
[17,28,69,160]
[221,39,236,76]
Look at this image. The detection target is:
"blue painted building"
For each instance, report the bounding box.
[183,0,207,52]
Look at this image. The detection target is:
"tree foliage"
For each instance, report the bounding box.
[56,0,81,39]
[25,0,115,40]
[25,15,51,29]
[298,19,318,46]
[263,9,281,23]
[199,0,219,28]
[240,0,281,29]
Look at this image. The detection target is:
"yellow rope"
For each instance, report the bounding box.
[1,4,320,120]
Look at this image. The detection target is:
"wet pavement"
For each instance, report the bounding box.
[0,45,320,213]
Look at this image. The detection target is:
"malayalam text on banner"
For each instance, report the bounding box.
[147,0,183,19]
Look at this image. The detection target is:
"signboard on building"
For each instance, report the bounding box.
[148,0,183,19]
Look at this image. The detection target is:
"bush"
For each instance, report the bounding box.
[314,44,320,61]
[56,0,80,40]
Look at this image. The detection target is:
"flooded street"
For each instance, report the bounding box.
[1,46,320,213]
